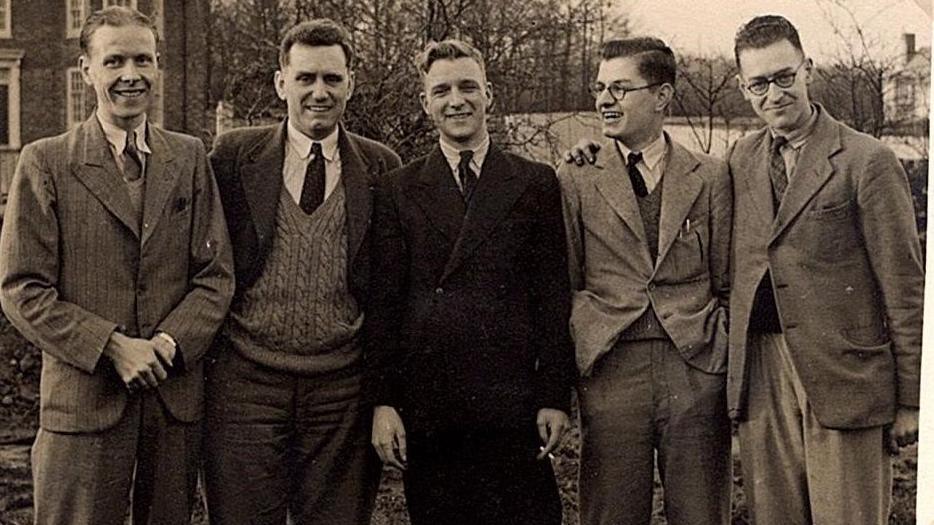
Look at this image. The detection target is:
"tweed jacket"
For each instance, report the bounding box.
[727,107,924,429]
[0,115,235,432]
[559,135,731,376]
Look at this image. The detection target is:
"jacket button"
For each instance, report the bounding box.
[435,287,444,294]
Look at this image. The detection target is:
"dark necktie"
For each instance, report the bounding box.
[458,150,478,203]
[627,151,648,198]
[124,131,143,182]
[299,142,326,214]
[770,136,789,205]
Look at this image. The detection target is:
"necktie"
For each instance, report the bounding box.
[458,150,478,203]
[627,151,648,198]
[124,131,143,182]
[770,136,789,205]
[299,142,326,214]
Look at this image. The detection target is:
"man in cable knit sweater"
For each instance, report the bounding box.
[203,19,402,525]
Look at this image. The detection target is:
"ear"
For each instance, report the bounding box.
[485,81,494,112]
[78,55,93,86]
[655,83,674,112]
[347,70,356,101]
[803,57,814,85]
[736,74,751,102]
[419,91,430,117]
[274,70,286,101]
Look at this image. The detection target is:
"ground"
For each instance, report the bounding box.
[0,316,918,524]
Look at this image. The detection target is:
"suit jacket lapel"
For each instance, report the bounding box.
[140,126,177,246]
[441,146,526,283]
[72,116,140,238]
[239,123,286,247]
[739,130,775,227]
[409,146,466,246]
[593,139,647,243]
[771,110,840,244]
[656,140,703,266]
[338,127,372,266]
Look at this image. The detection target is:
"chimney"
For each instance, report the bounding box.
[904,33,916,63]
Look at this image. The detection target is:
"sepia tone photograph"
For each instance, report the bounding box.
[0,0,929,524]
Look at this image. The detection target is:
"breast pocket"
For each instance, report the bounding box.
[805,201,859,262]
[668,220,706,279]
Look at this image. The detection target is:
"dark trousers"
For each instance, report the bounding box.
[578,337,731,525]
[32,391,200,525]
[202,349,380,525]
[403,424,563,525]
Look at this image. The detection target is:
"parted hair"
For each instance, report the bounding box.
[733,15,804,67]
[600,37,676,87]
[279,18,355,69]
[80,6,158,55]
[418,39,486,78]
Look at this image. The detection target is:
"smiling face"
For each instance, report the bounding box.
[420,57,492,149]
[275,44,354,140]
[594,56,668,151]
[737,39,813,134]
[79,23,158,132]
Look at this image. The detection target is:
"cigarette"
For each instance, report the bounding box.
[539,446,556,460]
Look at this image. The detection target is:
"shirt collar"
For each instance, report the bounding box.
[439,133,491,174]
[770,104,820,150]
[615,132,666,171]
[287,120,340,161]
[97,111,151,155]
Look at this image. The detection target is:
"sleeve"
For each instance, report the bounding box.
[154,139,235,367]
[363,173,408,408]
[0,144,118,373]
[528,166,575,414]
[556,164,585,291]
[856,145,924,408]
[707,159,733,313]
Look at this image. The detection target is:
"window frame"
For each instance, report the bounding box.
[0,0,11,39]
[65,0,88,39]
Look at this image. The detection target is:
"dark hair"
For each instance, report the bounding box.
[600,37,676,87]
[279,19,355,69]
[418,39,486,78]
[733,15,804,67]
[80,6,158,55]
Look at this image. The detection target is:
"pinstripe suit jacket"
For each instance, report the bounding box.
[0,115,235,433]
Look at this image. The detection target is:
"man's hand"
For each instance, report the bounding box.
[886,406,920,454]
[104,332,168,390]
[536,408,570,459]
[564,139,602,166]
[372,405,407,470]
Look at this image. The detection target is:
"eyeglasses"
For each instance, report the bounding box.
[589,81,661,101]
[742,60,808,96]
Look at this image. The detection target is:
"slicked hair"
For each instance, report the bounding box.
[733,15,804,67]
[600,37,676,87]
[418,39,486,78]
[279,19,355,69]
[80,6,158,56]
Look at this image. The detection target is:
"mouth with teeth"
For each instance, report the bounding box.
[446,112,473,120]
[304,104,333,113]
[112,86,148,99]
[602,111,622,123]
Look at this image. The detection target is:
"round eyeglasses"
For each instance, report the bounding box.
[742,60,808,96]
[589,82,661,101]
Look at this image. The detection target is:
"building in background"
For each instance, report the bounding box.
[884,33,930,135]
[0,0,210,215]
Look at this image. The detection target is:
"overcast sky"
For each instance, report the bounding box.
[613,0,932,63]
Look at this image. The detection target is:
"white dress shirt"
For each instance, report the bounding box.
[283,121,342,205]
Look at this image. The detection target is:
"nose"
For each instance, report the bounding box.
[119,63,141,82]
[310,79,329,100]
[448,87,466,107]
[595,87,615,109]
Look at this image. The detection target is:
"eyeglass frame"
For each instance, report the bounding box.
[589,81,663,102]
[741,59,810,96]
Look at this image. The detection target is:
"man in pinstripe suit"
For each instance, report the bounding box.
[0,7,234,524]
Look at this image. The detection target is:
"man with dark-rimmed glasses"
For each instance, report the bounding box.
[557,36,732,525]
[727,15,922,525]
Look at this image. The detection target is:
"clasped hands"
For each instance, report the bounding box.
[104,331,177,392]
[371,405,570,470]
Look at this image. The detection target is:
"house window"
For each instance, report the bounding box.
[66,68,90,128]
[0,50,23,148]
[0,0,11,39]
[152,0,164,40]
[895,78,916,118]
[103,0,137,8]
[66,0,87,39]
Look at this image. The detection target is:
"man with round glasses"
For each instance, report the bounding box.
[727,15,922,525]
[558,37,732,525]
